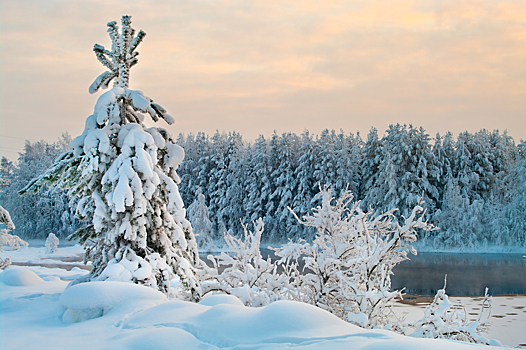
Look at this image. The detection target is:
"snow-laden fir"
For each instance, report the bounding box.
[19,16,201,300]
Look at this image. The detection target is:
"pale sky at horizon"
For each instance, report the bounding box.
[1,0,525,161]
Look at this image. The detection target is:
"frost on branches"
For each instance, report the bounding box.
[202,219,291,306]
[274,186,435,328]
[0,205,28,269]
[407,276,498,346]
[19,16,201,300]
[45,233,59,254]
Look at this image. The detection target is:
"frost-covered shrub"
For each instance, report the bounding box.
[273,186,435,328]
[45,233,59,254]
[0,205,27,270]
[19,16,201,300]
[0,205,28,253]
[407,276,498,346]
[202,219,294,306]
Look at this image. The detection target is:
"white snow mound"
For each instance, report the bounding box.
[198,293,245,307]
[0,267,44,286]
[60,281,166,323]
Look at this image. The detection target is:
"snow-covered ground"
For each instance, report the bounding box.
[1,246,525,349]
[1,244,88,267]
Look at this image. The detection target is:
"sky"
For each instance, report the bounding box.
[1,0,526,161]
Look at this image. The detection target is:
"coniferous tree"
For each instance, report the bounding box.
[290,131,317,240]
[187,186,214,250]
[243,135,271,224]
[176,133,198,206]
[0,136,79,239]
[20,16,201,300]
[505,141,526,247]
[208,131,229,236]
[223,132,246,233]
[269,132,300,242]
[360,127,383,205]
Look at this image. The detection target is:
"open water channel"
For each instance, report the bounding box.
[23,241,526,296]
[258,249,526,296]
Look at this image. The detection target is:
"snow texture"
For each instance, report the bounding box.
[60,281,166,323]
[0,268,505,349]
[0,267,44,286]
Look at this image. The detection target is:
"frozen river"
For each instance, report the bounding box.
[391,253,526,296]
[259,249,526,296]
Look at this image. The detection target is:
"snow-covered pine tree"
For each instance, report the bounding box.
[176,133,198,207]
[193,132,213,203]
[19,16,201,300]
[334,130,362,197]
[504,140,526,247]
[290,130,318,240]
[187,186,214,250]
[243,135,272,225]
[269,132,300,242]
[314,129,337,190]
[45,232,60,254]
[222,132,246,233]
[432,132,455,207]
[360,127,383,204]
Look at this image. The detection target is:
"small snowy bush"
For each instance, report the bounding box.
[0,205,27,270]
[407,276,498,345]
[45,233,59,254]
[273,185,435,328]
[0,205,27,252]
[202,219,288,306]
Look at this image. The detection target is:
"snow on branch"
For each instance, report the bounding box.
[0,205,28,255]
[407,275,498,345]
[202,219,289,306]
[90,15,146,93]
[0,205,15,230]
[274,185,435,328]
[18,16,197,300]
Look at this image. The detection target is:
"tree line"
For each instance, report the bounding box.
[176,125,525,249]
[1,125,525,249]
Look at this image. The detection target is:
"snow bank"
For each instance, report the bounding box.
[117,297,499,350]
[0,277,507,349]
[0,248,521,349]
[0,267,44,286]
[199,293,245,307]
[60,281,166,323]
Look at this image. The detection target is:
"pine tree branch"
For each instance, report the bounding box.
[89,71,117,94]
[129,30,146,54]
[93,44,115,71]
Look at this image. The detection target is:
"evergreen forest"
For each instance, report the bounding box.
[2,125,525,250]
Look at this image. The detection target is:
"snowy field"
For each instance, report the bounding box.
[1,246,525,349]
